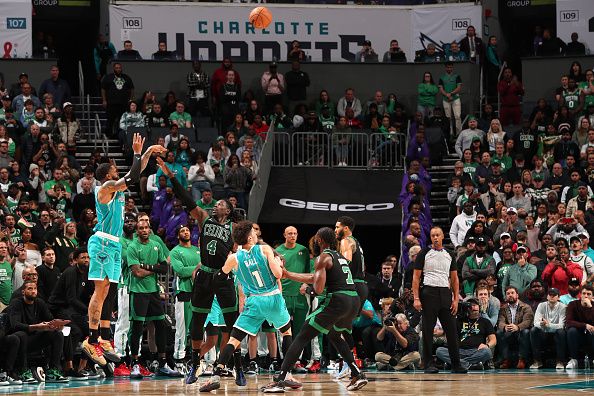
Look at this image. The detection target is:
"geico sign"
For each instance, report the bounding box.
[279,199,394,212]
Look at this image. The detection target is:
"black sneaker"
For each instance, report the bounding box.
[424,366,439,374]
[65,369,88,381]
[261,381,285,393]
[452,366,468,374]
[246,361,258,375]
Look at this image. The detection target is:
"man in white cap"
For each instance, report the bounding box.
[494,207,526,242]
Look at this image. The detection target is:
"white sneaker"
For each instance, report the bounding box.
[202,363,213,376]
[336,364,351,380]
[556,361,565,370]
[566,359,578,370]
[530,361,543,369]
[326,361,339,371]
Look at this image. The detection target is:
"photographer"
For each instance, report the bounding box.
[355,40,378,63]
[375,313,420,371]
[436,298,496,370]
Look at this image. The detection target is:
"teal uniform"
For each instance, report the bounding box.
[233,245,290,336]
[88,186,125,282]
[205,296,226,328]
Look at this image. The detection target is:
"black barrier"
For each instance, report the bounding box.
[258,167,402,225]
[114,60,480,117]
[522,55,594,106]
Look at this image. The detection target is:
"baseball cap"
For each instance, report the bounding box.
[475,236,487,245]
[548,288,560,296]
[570,236,582,244]
[515,153,525,161]
[466,236,476,243]
[577,181,588,188]
[18,72,28,78]
[468,116,477,121]
[1,95,10,101]
[491,158,501,166]
[364,40,372,46]
[569,277,581,285]
[28,164,39,173]
[62,102,73,108]
[533,173,544,181]
[515,244,529,253]
[124,212,137,221]
[500,232,511,239]
[472,136,481,142]
[269,61,277,68]
[558,123,571,133]
[466,297,480,306]
[507,207,517,214]
[487,175,501,184]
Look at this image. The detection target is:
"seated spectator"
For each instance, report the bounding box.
[8,280,68,382]
[116,40,142,60]
[208,162,226,200]
[48,247,92,379]
[565,284,594,369]
[521,279,547,313]
[466,283,500,327]
[446,41,468,62]
[561,276,582,305]
[169,101,192,129]
[188,151,212,201]
[375,313,420,371]
[496,286,534,369]
[462,236,496,296]
[416,43,442,63]
[529,287,567,369]
[502,245,537,294]
[150,182,173,230]
[569,235,594,284]
[174,138,194,172]
[354,40,378,63]
[542,245,583,295]
[152,41,175,60]
[437,298,496,370]
[160,198,188,248]
[76,208,95,243]
[383,40,406,63]
[337,88,362,118]
[36,247,59,302]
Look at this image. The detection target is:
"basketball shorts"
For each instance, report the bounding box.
[88,234,122,283]
[306,291,360,335]
[130,292,165,322]
[191,268,237,314]
[234,292,290,337]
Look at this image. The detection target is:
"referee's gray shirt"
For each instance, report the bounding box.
[413,248,456,288]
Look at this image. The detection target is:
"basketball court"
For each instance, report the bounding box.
[2,370,591,395]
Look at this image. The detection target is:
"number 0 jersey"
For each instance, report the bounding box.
[235,245,278,297]
[323,249,357,293]
[200,217,233,270]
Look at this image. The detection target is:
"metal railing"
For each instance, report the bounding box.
[270,131,406,169]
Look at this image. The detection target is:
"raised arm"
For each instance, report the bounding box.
[156,157,209,225]
[98,134,166,204]
[221,253,238,275]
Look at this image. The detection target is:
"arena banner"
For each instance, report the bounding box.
[410,5,482,57]
[258,168,402,226]
[0,0,32,59]
[108,2,481,62]
[557,0,594,52]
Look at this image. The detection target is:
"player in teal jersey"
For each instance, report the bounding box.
[83,133,166,366]
[199,221,294,392]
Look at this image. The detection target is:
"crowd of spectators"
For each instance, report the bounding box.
[0,19,593,386]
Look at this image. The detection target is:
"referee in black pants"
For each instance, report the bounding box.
[412,226,467,374]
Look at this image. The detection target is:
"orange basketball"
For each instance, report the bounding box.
[249,6,272,29]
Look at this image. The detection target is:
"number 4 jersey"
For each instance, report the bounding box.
[200,217,233,270]
[323,249,357,294]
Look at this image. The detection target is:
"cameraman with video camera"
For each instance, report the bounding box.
[374,313,420,371]
[436,298,496,370]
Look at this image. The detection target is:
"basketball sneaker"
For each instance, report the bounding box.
[82,338,107,366]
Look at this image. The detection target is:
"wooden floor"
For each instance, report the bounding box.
[2,371,593,395]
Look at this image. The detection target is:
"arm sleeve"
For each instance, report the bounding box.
[169,174,197,211]
[124,153,142,185]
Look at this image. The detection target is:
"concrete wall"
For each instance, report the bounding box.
[0,59,59,93]
[522,55,594,105]
[114,60,481,115]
